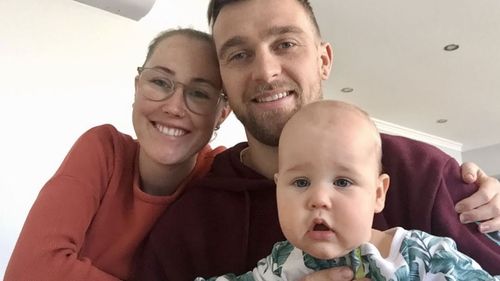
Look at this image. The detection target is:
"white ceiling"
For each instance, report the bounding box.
[48,0,500,150]
[312,1,500,151]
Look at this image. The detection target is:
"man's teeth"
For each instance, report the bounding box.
[256,92,290,103]
[156,124,187,137]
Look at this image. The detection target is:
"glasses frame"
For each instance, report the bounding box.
[136,66,227,115]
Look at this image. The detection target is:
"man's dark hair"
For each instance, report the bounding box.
[207,0,321,36]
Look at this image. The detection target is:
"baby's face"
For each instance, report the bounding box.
[275,108,387,259]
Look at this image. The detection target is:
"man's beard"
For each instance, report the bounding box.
[231,80,323,146]
[237,106,300,146]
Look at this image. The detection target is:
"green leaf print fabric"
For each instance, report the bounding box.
[195,228,498,281]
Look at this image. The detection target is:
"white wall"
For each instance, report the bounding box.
[463,144,500,179]
[0,0,245,278]
[373,118,463,162]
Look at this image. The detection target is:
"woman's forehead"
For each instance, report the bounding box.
[146,35,221,86]
[150,35,214,62]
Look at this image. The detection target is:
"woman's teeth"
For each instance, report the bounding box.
[156,124,186,137]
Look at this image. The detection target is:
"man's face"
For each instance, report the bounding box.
[212,0,332,146]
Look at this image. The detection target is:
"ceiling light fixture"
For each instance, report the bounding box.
[341,87,354,93]
[443,44,459,51]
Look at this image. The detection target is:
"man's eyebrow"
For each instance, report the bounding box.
[218,25,305,58]
[266,25,304,37]
[218,36,246,59]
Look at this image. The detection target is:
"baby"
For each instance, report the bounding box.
[197,100,497,280]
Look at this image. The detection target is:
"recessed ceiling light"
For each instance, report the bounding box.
[436,119,448,124]
[341,87,354,93]
[444,44,459,51]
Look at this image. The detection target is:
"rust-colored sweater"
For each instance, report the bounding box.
[4,124,223,281]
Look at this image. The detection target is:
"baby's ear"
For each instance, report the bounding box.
[374,173,390,213]
[273,173,279,185]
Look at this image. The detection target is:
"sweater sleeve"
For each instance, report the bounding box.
[4,125,122,281]
[378,133,500,275]
[430,157,500,275]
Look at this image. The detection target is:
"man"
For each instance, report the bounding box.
[134,0,500,280]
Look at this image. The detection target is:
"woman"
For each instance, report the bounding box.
[4,28,230,281]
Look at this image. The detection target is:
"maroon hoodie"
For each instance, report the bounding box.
[134,134,500,280]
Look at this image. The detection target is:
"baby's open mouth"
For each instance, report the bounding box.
[313,223,331,231]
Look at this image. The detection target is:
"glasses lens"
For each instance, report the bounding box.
[138,68,222,115]
[139,69,175,101]
[185,85,222,115]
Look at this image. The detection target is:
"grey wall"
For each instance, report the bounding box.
[463,143,500,179]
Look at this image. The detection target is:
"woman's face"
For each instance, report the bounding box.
[132,34,228,167]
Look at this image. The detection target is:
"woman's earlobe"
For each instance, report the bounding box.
[219,104,232,125]
[134,76,140,92]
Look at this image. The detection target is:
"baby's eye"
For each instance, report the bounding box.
[333,178,352,188]
[293,178,310,188]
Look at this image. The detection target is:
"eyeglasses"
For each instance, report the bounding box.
[136,67,227,115]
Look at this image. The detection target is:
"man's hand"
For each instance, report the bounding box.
[300,267,370,281]
[456,162,500,233]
